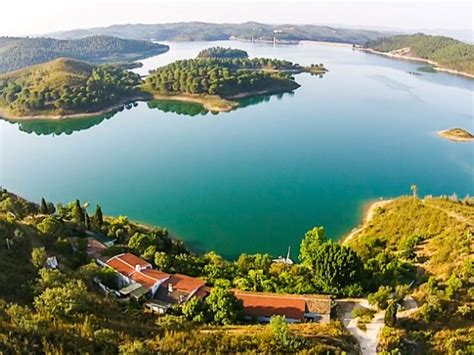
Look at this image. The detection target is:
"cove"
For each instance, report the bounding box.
[1,40,473,259]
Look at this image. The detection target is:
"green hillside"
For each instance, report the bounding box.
[0,35,169,73]
[348,195,473,354]
[0,58,142,117]
[367,33,474,75]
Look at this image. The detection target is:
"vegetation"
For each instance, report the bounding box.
[0,35,168,73]
[197,46,249,59]
[142,57,302,99]
[0,188,356,353]
[49,22,386,45]
[0,58,142,117]
[348,194,473,354]
[367,33,474,75]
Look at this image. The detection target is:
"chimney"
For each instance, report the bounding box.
[168,283,173,293]
[135,264,141,272]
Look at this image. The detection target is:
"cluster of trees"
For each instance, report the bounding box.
[197,46,249,59]
[0,35,169,72]
[368,33,474,74]
[144,57,300,98]
[0,62,141,114]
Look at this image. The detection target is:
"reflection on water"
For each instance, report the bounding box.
[6,111,117,136]
[147,91,295,117]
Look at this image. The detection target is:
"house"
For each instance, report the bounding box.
[45,256,58,269]
[233,291,331,323]
[146,274,209,314]
[101,253,170,300]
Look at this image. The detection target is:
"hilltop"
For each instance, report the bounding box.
[365,33,474,76]
[0,58,144,119]
[0,35,169,73]
[47,22,387,44]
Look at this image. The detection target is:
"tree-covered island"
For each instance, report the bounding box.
[142,48,328,112]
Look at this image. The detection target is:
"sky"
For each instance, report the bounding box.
[0,0,472,37]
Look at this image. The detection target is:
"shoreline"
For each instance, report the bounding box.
[341,198,394,245]
[0,95,147,121]
[438,130,474,142]
[299,40,354,48]
[358,48,474,79]
[152,94,239,112]
[152,85,300,112]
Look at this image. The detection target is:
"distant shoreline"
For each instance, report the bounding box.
[341,198,394,245]
[358,48,474,79]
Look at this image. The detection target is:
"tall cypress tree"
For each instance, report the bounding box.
[74,199,85,224]
[93,205,103,227]
[39,198,48,214]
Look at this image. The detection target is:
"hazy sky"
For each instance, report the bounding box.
[0,0,472,37]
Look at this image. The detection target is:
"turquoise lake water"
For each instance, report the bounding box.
[1,41,473,259]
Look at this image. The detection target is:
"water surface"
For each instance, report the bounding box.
[1,41,473,259]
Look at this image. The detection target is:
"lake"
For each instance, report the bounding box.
[1,40,473,259]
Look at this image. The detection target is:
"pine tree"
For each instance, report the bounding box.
[39,197,49,214]
[74,199,85,224]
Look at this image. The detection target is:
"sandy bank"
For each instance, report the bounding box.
[341,199,394,245]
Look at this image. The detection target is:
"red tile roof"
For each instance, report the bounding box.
[233,291,307,320]
[161,274,205,293]
[106,253,152,276]
[133,269,170,289]
[106,253,169,289]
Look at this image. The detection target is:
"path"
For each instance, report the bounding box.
[337,299,384,355]
[338,296,419,355]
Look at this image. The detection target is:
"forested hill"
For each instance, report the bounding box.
[0,58,142,117]
[367,33,474,75]
[47,22,387,44]
[0,35,169,73]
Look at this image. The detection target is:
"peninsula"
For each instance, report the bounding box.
[362,33,474,78]
[438,128,474,142]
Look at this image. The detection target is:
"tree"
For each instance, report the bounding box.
[39,198,49,214]
[270,315,291,345]
[299,226,325,265]
[307,241,364,295]
[182,296,207,323]
[73,199,85,224]
[93,204,103,227]
[204,286,244,325]
[34,280,87,320]
[384,301,397,327]
[368,285,392,310]
[31,247,47,269]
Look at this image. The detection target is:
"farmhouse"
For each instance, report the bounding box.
[234,291,331,323]
[146,274,209,314]
[101,253,170,300]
